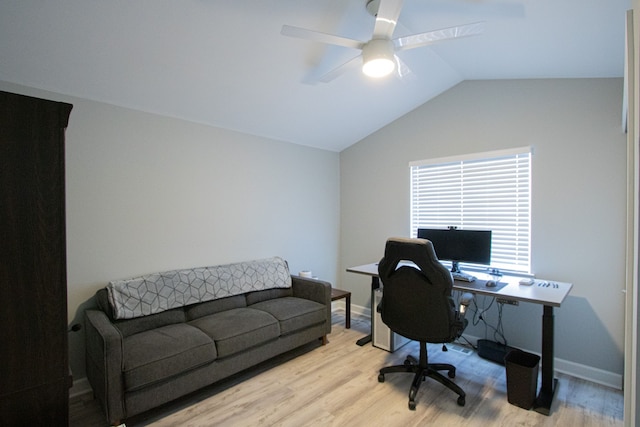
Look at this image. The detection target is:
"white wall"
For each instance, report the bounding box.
[2,77,626,389]
[339,78,627,385]
[0,81,341,381]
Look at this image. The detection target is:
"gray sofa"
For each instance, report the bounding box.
[84,257,331,425]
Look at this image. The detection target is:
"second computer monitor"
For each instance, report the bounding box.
[417,228,492,273]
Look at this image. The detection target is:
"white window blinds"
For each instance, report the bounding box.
[410,147,532,273]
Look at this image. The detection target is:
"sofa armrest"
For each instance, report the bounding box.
[291,275,331,304]
[85,309,126,425]
[291,275,332,335]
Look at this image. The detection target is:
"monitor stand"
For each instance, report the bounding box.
[450,261,476,282]
[451,261,461,273]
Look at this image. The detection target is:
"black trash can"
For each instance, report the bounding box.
[504,349,540,410]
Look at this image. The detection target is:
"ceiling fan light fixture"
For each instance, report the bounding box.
[362,38,395,78]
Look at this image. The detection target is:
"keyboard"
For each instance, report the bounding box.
[452,272,476,282]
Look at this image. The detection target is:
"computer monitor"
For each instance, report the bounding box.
[417,227,492,273]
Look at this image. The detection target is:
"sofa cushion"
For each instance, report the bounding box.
[96,288,187,337]
[115,308,186,338]
[185,294,247,321]
[249,297,326,336]
[189,308,280,358]
[123,323,216,391]
[245,287,293,305]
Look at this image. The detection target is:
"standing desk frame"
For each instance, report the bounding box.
[346,263,572,416]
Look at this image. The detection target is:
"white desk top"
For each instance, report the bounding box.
[346,263,572,307]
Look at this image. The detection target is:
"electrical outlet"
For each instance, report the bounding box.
[496,298,519,306]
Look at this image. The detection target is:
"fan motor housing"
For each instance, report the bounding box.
[362,38,395,77]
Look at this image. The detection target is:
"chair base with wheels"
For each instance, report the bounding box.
[378,340,466,410]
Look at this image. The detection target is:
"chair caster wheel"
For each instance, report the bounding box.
[457,396,465,406]
[448,369,456,378]
[378,373,385,383]
[409,400,416,410]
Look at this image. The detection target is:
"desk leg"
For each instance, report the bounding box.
[356,276,379,346]
[534,304,558,415]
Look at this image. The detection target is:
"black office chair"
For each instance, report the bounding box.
[377,237,470,410]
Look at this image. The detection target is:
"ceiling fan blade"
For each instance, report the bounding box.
[372,0,404,39]
[394,55,413,80]
[281,25,364,50]
[394,21,485,51]
[318,55,362,83]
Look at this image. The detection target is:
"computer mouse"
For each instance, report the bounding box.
[485,280,497,288]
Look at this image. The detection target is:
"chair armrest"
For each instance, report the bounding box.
[85,309,126,425]
[291,275,332,334]
[456,292,474,333]
[458,292,473,318]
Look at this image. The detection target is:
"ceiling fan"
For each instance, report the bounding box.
[281,0,485,82]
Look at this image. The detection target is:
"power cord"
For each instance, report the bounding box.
[451,291,513,353]
[469,294,508,348]
[493,301,507,347]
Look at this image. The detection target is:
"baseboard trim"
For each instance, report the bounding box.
[554,358,623,390]
[459,333,623,390]
[350,302,371,319]
[348,303,622,390]
[69,377,93,399]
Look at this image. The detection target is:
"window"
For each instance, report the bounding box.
[410,147,531,274]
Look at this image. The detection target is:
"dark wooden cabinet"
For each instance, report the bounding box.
[0,91,73,425]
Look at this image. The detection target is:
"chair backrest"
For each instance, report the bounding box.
[378,237,461,343]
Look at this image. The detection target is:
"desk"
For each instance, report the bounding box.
[346,263,572,415]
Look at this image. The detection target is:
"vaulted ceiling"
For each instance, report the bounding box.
[0,0,631,151]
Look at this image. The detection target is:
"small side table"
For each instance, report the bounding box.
[331,288,351,329]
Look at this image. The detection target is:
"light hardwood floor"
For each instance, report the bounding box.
[70,311,624,426]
